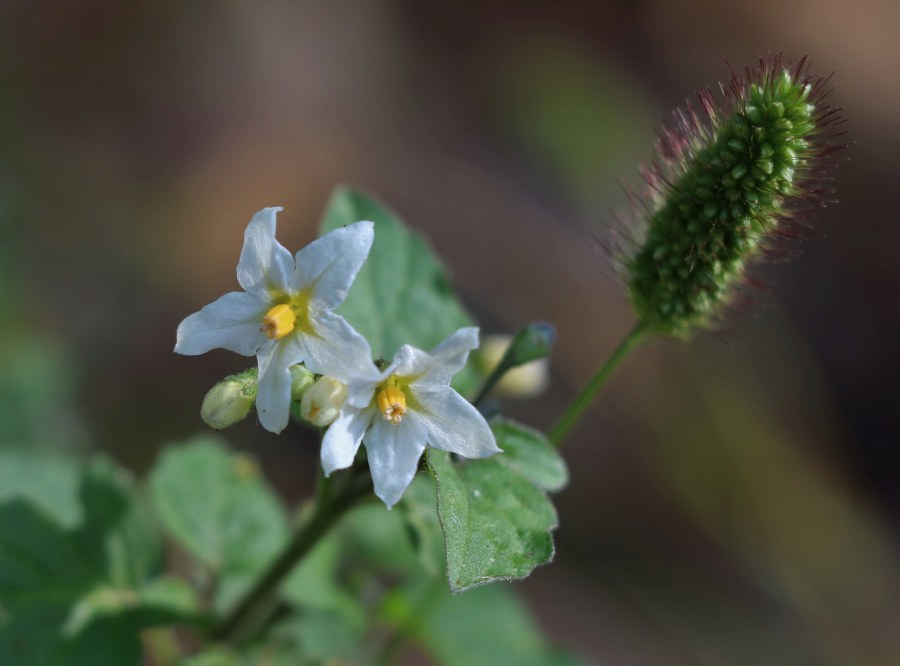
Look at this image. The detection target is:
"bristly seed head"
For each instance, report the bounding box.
[621,53,846,337]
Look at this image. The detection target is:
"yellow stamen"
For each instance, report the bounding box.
[260,303,296,340]
[376,385,407,425]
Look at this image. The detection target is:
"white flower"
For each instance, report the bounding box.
[321,327,501,507]
[175,207,375,433]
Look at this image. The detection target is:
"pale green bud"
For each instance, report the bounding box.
[201,378,255,429]
[290,364,316,400]
[299,376,348,426]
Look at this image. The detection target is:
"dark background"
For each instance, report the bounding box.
[2,1,898,663]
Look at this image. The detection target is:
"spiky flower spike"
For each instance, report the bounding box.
[626,54,844,337]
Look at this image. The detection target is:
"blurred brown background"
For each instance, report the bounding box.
[2,1,899,664]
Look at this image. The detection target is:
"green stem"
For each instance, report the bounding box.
[472,355,514,407]
[549,322,648,446]
[211,468,370,641]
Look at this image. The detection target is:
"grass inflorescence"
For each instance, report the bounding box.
[624,54,845,337]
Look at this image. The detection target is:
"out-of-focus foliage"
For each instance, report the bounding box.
[0,455,200,665]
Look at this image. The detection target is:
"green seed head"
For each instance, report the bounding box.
[625,55,844,337]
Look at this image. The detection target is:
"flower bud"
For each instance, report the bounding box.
[289,364,316,401]
[299,376,348,426]
[623,55,844,337]
[477,335,550,398]
[201,375,256,429]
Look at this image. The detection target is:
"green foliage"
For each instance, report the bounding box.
[428,420,567,592]
[491,419,568,492]
[0,450,82,527]
[0,455,200,665]
[382,581,584,666]
[320,187,482,394]
[282,531,367,631]
[149,437,288,575]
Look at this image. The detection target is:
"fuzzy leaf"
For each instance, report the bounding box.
[491,419,569,492]
[149,437,288,574]
[320,187,482,394]
[428,449,557,592]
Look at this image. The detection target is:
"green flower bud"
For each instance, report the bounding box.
[299,376,348,427]
[624,55,844,337]
[471,322,556,405]
[477,334,550,398]
[201,369,257,429]
[290,364,316,400]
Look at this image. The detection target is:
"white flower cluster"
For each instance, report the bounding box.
[175,208,499,506]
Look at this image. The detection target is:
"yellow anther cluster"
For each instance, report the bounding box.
[260,304,296,340]
[376,385,406,425]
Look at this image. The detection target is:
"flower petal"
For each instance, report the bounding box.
[292,221,374,309]
[255,337,305,433]
[394,327,480,387]
[299,311,379,387]
[321,405,373,475]
[175,291,269,356]
[414,386,500,459]
[364,415,428,508]
[237,207,295,296]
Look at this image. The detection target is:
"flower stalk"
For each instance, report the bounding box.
[549,323,647,445]
[211,466,371,641]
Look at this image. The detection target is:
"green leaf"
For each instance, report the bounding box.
[78,458,161,589]
[0,450,82,528]
[400,475,445,575]
[414,583,585,666]
[428,449,558,592]
[63,576,201,638]
[149,437,288,574]
[282,531,366,631]
[267,611,364,664]
[340,501,421,575]
[491,419,569,492]
[320,187,482,394]
[0,455,194,665]
[0,500,100,610]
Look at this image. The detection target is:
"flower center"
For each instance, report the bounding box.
[260,303,297,339]
[376,385,407,425]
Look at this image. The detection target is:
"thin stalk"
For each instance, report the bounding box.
[549,322,648,446]
[212,469,369,641]
[472,355,513,407]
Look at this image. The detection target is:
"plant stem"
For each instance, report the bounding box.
[549,322,648,446]
[212,468,369,641]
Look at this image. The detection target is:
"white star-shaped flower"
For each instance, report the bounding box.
[321,327,501,507]
[175,207,375,433]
